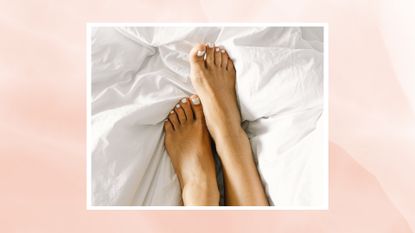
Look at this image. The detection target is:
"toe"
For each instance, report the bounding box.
[214,46,222,66]
[180,97,194,121]
[164,119,174,132]
[189,43,206,65]
[220,49,229,68]
[190,95,204,120]
[174,103,187,124]
[227,57,236,72]
[168,110,180,130]
[205,42,215,67]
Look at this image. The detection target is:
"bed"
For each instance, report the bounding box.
[90,26,327,207]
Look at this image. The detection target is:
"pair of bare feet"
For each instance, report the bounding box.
[164,43,268,206]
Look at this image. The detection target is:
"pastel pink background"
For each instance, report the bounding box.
[1,0,414,232]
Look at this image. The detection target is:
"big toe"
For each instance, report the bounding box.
[190,95,204,120]
[189,43,206,66]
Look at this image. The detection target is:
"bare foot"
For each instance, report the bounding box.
[189,43,242,140]
[164,95,219,206]
[189,44,268,206]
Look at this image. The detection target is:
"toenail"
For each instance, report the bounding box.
[191,96,200,105]
[170,111,174,114]
[221,49,225,53]
[215,48,220,52]
[207,43,214,48]
[181,98,187,103]
[196,50,205,57]
[175,104,181,109]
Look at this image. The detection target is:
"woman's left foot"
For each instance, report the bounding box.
[164,95,219,206]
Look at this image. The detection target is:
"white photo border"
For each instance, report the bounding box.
[86,23,329,211]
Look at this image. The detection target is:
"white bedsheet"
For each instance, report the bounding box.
[91,26,326,207]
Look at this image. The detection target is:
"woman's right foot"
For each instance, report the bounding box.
[189,43,242,140]
[189,44,269,206]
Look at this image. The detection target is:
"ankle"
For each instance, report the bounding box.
[182,180,220,206]
[210,123,245,144]
[212,127,254,161]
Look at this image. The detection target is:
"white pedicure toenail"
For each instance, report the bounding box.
[221,49,225,53]
[175,104,180,108]
[170,111,174,114]
[207,43,214,48]
[191,96,200,105]
[215,48,220,52]
[196,50,205,57]
[181,98,187,103]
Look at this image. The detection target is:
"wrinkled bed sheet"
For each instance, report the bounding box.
[91,26,326,207]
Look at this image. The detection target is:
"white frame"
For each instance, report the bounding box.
[86,23,329,210]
